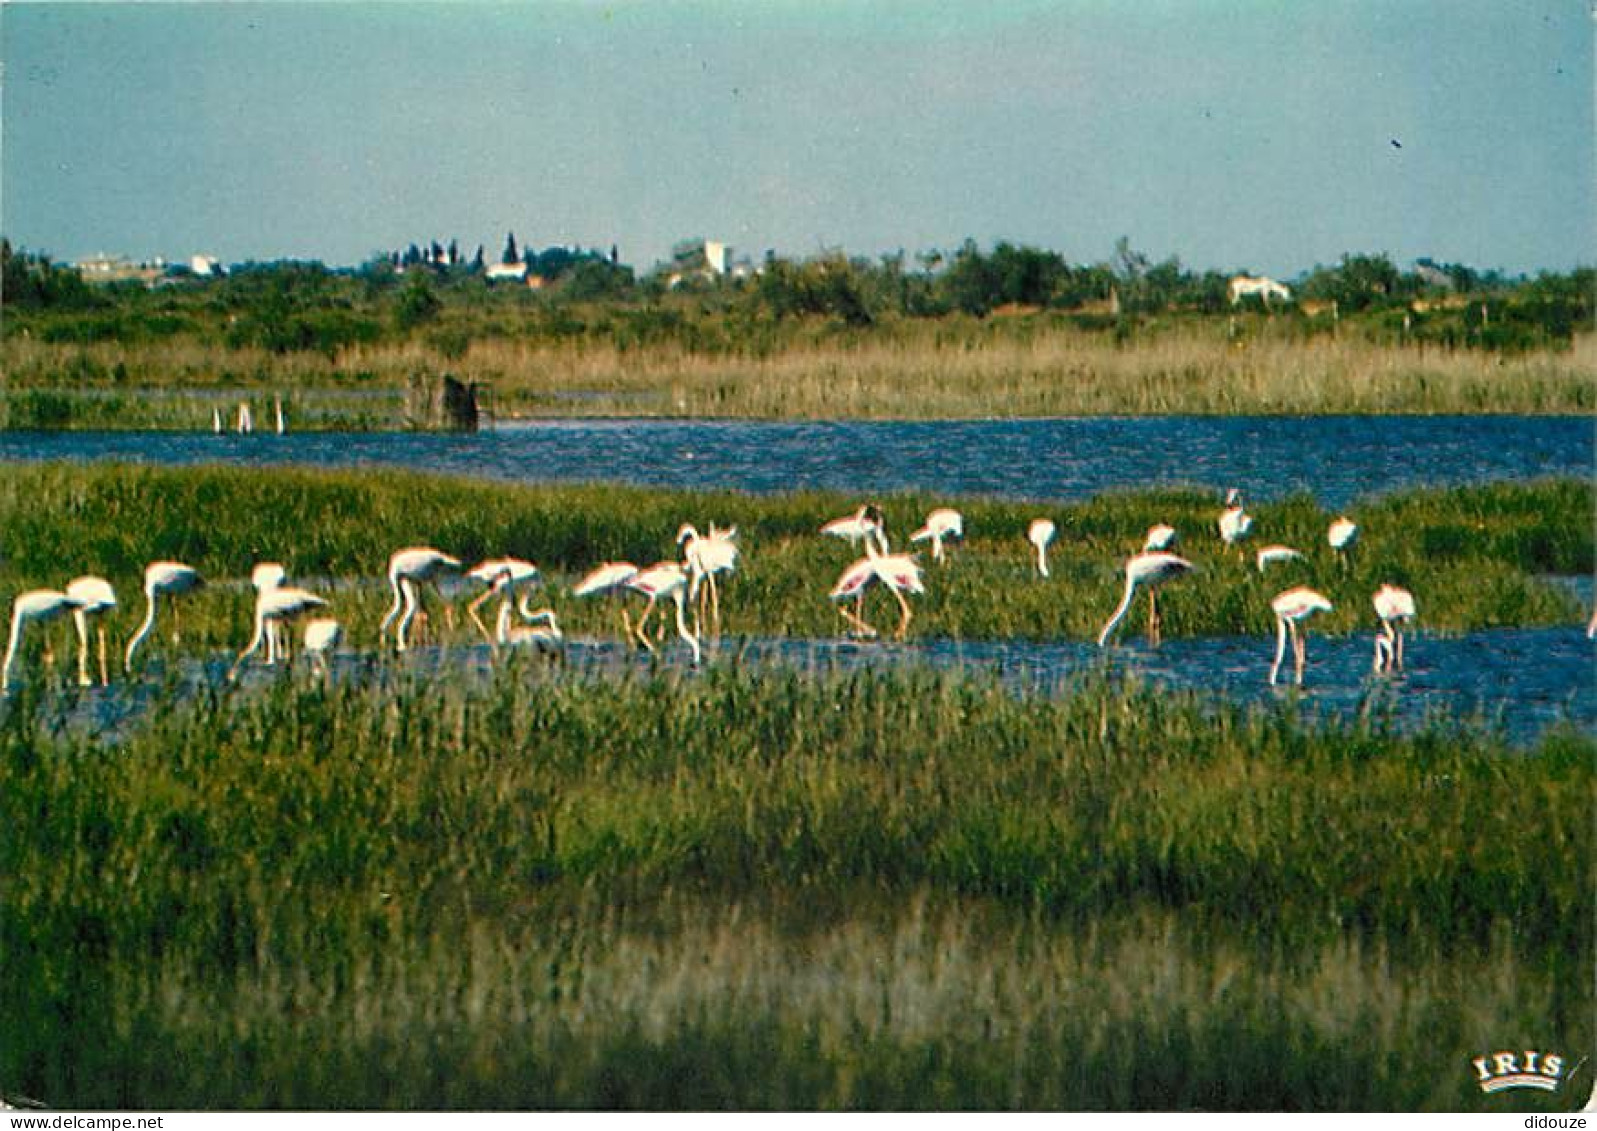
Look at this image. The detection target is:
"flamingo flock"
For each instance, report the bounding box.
[4,486,1587,696]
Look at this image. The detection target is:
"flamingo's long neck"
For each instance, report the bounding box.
[1269,617,1289,685]
[124,589,160,671]
[1096,573,1139,647]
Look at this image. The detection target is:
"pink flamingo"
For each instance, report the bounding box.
[1269,586,1334,686]
[1097,552,1195,647]
[828,524,925,640]
[124,561,204,673]
[1371,584,1416,673]
[626,561,700,664]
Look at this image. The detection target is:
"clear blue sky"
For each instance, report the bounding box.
[3,1,1591,276]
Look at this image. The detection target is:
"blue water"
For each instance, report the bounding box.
[21,625,1593,750]
[3,414,1591,508]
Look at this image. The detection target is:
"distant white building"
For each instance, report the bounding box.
[485,261,530,282]
[191,255,222,277]
[704,240,732,275]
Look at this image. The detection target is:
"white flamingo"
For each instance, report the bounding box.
[1027,518,1056,577]
[677,524,739,639]
[251,562,290,663]
[229,586,329,680]
[4,589,86,692]
[821,504,883,548]
[1269,586,1334,686]
[626,561,700,664]
[1328,516,1359,567]
[910,507,964,565]
[464,557,541,646]
[65,576,117,687]
[828,526,925,641]
[302,617,343,677]
[1143,524,1178,552]
[379,547,461,653]
[1371,584,1417,673]
[1255,545,1304,572]
[1097,552,1195,647]
[496,590,565,657]
[125,561,204,673]
[573,561,641,643]
[1218,489,1254,555]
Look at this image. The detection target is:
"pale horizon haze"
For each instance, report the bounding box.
[2,1,1592,278]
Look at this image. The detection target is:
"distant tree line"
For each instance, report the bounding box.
[2,234,1590,357]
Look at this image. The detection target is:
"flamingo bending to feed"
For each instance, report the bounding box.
[828,526,925,641]
[1027,519,1056,577]
[229,586,329,680]
[1269,586,1334,686]
[4,589,86,692]
[625,561,700,664]
[573,561,641,642]
[125,561,204,673]
[497,590,565,657]
[1254,545,1304,572]
[380,547,461,653]
[910,508,964,564]
[251,562,291,662]
[1097,552,1195,648]
[464,557,541,646]
[302,617,343,677]
[821,505,883,547]
[677,524,739,639]
[65,576,117,687]
[1143,524,1178,552]
[1371,584,1417,673]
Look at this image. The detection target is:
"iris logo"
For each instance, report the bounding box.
[1472,1049,1565,1094]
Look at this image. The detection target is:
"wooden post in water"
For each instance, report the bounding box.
[405,373,480,432]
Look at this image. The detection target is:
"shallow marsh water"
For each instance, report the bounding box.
[18,623,1592,750]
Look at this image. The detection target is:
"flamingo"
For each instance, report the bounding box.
[274,397,286,435]
[1027,518,1056,577]
[496,590,565,657]
[464,557,541,646]
[1143,524,1178,552]
[1255,545,1304,572]
[4,589,86,692]
[379,547,461,653]
[211,407,223,434]
[236,401,253,434]
[1097,552,1195,647]
[125,561,204,673]
[1371,584,1417,673]
[677,524,739,640]
[821,504,882,548]
[1218,489,1253,555]
[573,561,641,642]
[626,561,700,664]
[251,562,290,663]
[910,508,964,565]
[1269,586,1334,686]
[1328,516,1358,567]
[302,617,343,677]
[1588,608,1597,640]
[229,586,329,680]
[828,527,925,641]
[65,576,117,687]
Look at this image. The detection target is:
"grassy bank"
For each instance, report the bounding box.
[4,320,1593,428]
[2,664,1590,1109]
[0,465,1589,664]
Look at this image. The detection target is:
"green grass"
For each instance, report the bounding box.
[2,664,1590,1109]
[0,465,1588,671]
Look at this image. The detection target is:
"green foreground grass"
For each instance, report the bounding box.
[2,663,1591,1110]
